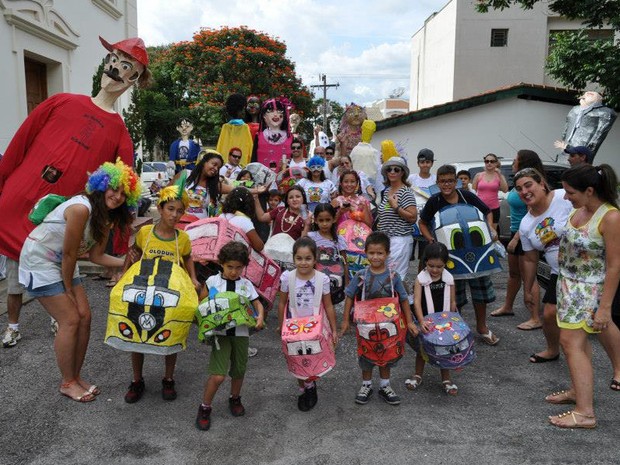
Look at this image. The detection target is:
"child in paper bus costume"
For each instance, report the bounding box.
[195,241,265,431]
[340,232,417,406]
[108,174,200,404]
[277,237,338,412]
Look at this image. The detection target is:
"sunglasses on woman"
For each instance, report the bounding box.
[484,158,497,164]
[386,166,402,173]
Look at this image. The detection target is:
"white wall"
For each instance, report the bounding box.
[376,98,620,174]
[0,0,137,152]
[410,0,457,110]
[453,1,550,100]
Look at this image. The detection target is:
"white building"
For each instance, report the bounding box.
[365,98,410,121]
[0,0,138,152]
[410,0,614,110]
[376,84,620,174]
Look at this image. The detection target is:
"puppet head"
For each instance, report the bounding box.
[381,139,400,163]
[99,36,149,91]
[86,158,141,207]
[339,104,366,132]
[579,91,603,108]
[361,120,376,143]
[289,113,301,133]
[245,95,261,120]
[176,118,194,139]
[259,98,290,133]
[225,93,247,119]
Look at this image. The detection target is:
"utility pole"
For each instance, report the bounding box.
[310,74,339,127]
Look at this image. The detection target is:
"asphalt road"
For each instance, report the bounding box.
[1,262,619,465]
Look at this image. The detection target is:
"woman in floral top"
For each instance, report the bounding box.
[546,164,620,429]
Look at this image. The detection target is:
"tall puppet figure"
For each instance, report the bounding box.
[336,103,367,157]
[245,94,262,140]
[217,93,253,166]
[0,35,149,348]
[169,118,201,174]
[252,97,293,167]
[554,91,617,162]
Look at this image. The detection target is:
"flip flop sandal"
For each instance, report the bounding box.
[60,380,96,403]
[442,381,458,396]
[405,375,422,391]
[545,390,575,405]
[480,330,500,346]
[490,311,514,317]
[517,322,543,331]
[530,353,560,363]
[105,279,118,287]
[611,379,620,391]
[548,410,596,429]
[86,385,101,396]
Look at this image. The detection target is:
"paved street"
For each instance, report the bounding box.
[1,261,619,465]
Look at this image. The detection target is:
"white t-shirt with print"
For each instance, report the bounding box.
[280,270,330,318]
[519,189,572,274]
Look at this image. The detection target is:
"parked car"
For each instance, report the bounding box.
[140,161,170,189]
[450,158,569,242]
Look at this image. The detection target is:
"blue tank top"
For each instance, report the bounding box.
[507,188,527,232]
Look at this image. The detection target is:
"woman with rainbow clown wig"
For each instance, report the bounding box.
[19,159,140,403]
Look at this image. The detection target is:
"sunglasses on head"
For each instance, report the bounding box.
[386,166,402,173]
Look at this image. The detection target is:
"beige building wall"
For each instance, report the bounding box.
[410,0,588,110]
[411,0,457,110]
[0,0,138,152]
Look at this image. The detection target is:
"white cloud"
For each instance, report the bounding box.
[137,0,448,105]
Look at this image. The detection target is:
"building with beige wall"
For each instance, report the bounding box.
[0,0,138,152]
[410,0,613,110]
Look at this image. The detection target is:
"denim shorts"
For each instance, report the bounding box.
[26,277,83,298]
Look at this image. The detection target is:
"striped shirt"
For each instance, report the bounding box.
[377,186,417,237]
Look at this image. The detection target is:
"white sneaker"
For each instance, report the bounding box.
[2,327,22,348]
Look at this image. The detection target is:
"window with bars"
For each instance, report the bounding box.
[490,29,509,47]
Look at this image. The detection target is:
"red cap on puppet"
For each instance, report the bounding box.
[99,36,149,67]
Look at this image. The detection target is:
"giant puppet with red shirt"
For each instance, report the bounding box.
[0,36,150,262]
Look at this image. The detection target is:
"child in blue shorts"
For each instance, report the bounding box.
[340,231,417,405]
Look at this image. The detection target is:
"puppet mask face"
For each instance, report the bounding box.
[101,50,143,92]
[246,97,260,115]
[264,108,284,129]
[345,105,364,127]
[177,120,193,138]
[579,91,601,107]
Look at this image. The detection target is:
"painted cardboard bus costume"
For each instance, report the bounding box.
[0,36,148,261]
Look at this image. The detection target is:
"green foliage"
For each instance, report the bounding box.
[91,59,104,98]
[476,0,620,108]
[123,26,313,158]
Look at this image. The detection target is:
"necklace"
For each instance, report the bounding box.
[279,208,300,233]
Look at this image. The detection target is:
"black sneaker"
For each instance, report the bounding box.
[195,404,212,431]
[124,378,145,404]
[162,378,177,401]
[305,382,318,410]
[355,385,373,404]
[229,396,245,417]
[297,391,310,412]
[378,385,401,405]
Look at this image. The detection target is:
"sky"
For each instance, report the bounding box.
[137,0,449,106]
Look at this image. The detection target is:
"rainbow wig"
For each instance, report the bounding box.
[158,172,189,208]
[85,158,141,207]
